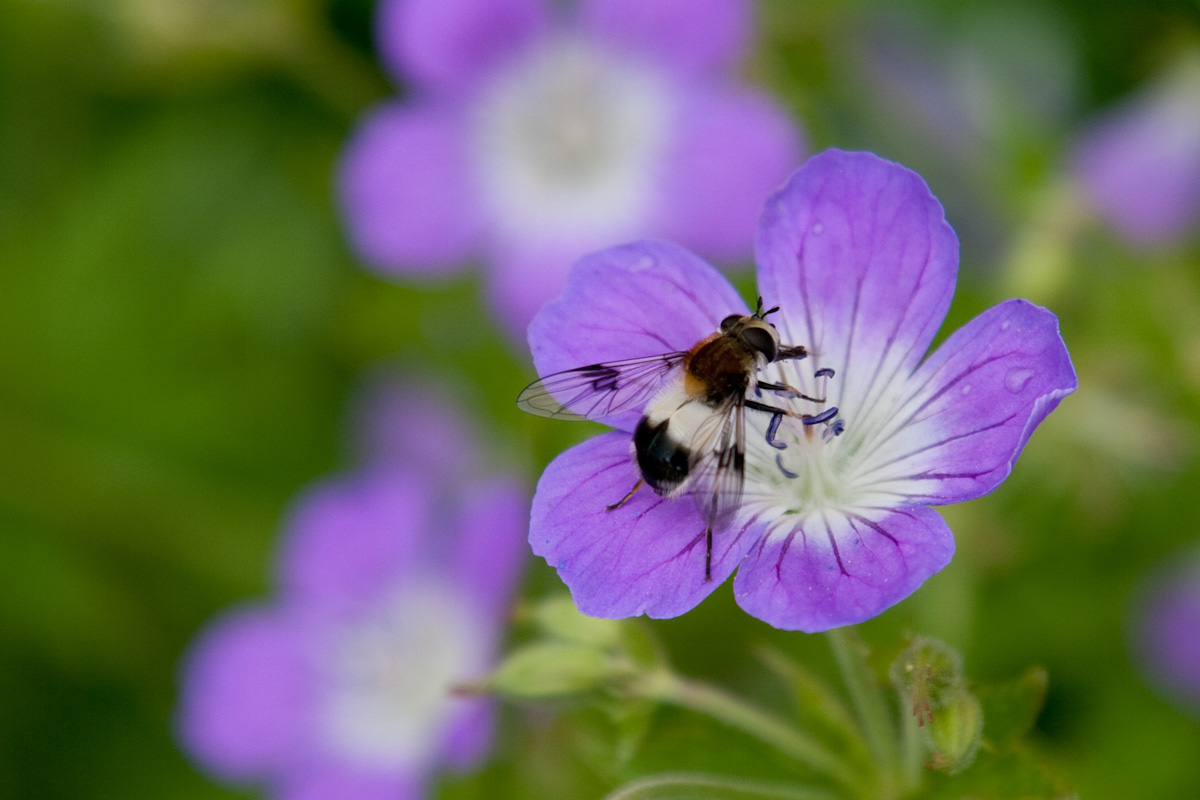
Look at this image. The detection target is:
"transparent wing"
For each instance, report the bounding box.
[685,398,746,530]
[517,352,689,421]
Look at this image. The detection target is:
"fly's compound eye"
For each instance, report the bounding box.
[719,314,743,332]
[741,325,778,361]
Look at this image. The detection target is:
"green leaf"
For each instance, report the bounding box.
[610,698,658,766]
[754,645,866,761]
[976,667,1049,749]
[620,620,667,670]
[602,772,840,800]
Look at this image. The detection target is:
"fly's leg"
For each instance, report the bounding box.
[746,399,840,447]
[700,525,710,582]
[606,478,644,512]
[745,399,803,417]
[757,380,825,404]
[777,344,809,361]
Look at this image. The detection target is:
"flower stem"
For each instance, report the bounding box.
[896,694,924,791]
[826,628,898,796]
[631,670,867,798]
[604,772,841,800]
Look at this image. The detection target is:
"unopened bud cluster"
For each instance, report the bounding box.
[890,636,983,774]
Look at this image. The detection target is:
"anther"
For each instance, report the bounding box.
[775,453,799,479]
[802,407,839,426]
[765,412,788,450]
[814,367,835,379]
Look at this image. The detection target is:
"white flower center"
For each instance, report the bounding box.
[742,360,915,525]
[317,579,489,769]
[471,37,672,246]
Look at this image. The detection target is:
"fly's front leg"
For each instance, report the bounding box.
[746,398,840,439]
[777,345,809,361]
[757,380,825,404]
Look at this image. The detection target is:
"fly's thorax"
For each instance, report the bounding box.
[684,332,758,404]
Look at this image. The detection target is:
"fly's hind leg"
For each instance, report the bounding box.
[606,478,644,512]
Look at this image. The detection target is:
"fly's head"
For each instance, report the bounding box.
[720,297,782,362]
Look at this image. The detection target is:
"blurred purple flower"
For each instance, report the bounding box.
[1072,53,1200,249]
[527,149,1076,632]
[338,0,802,339]
[1132,548,1200,714]
[177,390,527,799]
[349,372,481,479]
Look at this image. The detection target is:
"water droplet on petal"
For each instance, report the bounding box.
[812,221,824,235]
[960,383,972,396]
[1005,367,1035,393]
[631,255,655,272]
[1000,320,1011,332]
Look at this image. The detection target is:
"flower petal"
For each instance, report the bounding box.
[756,149,959,432]
[850,299,1076,505]
[579,0,752,76]
[277,763,422,800]
[487,240,590,344]
[527,240,748,430]
[1132,550,1200,712]
[439,698,498,770]
[176,607,312,782]
[337,104,481,276]
[1072,55,1200,248]
[278,471,433,614]
[447,478,530,624]
[733,505,954,632]
[656,86,803,261]
[376,0,550,92]
[530,432,760,619]
[349,373,481,478]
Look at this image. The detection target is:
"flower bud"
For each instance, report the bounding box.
[487,642,616,698]
[530,595,623,649]
[889,636,966,726]
[926,690,984,774]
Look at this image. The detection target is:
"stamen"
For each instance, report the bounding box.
[814,367,835,379]
[822,419,846,442]
[775,452,799,479]
[802,407,839,426]
[765,412,788,450]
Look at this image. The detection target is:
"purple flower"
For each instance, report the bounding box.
[177,391,528,798]
[1131,548,1200,715]
[338,0,802,339]
[527,149,1076,632]
[1072,52,1200,249]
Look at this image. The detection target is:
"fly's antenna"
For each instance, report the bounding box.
[754,296,781,319]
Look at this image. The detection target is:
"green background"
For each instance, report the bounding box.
[2,0,1198,797]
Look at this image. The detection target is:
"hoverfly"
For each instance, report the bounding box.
[518,298,838,581]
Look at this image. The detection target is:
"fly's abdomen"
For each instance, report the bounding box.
[633,416,690,495]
